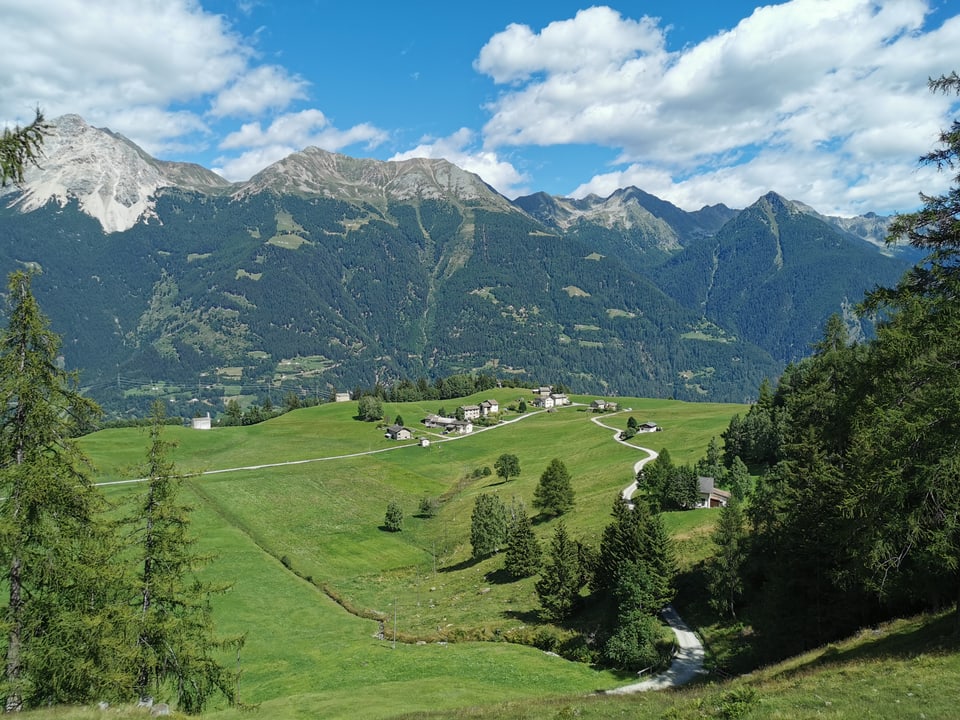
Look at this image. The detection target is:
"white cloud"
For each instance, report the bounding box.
[474,7,666,84]
[390,129,530,198]
[477,0,960,214]
[210,65,309,117]
[2,0,245,127]
[213,145,295,182]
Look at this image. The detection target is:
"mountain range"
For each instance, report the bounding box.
[0,115,912,415]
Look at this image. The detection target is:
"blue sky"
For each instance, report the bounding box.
[4,0,960,215]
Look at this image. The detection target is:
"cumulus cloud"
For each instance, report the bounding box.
[0,0,350,177]
[476,0,960,214]
[2,0,246,139]
[210,65,309,117]
[390,129,530,198]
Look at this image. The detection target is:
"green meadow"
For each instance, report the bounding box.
[76,393,744,717]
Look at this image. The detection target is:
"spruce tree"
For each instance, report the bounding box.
[504,510,542,579]
[707,499,746,619]
[0,271,104,711]
[128,401,240,712]
[595,496,675,608]
[535,523,582,622]
[533,458,575,516]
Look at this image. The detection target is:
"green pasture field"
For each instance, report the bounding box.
[77,392,747,718]
[18,609,960,720]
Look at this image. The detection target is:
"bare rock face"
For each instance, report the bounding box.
[234,146,516,213]
[3,114,228,233]
[3,115,516,233]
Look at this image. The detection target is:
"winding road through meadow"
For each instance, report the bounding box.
[94,404,706,691]
[590,412,707,694]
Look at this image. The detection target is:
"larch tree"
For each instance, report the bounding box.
[707,499,747,619]
[1,109,46,187]
[0,271,105,711]
[128,400,240,712]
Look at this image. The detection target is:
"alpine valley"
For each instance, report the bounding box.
[0,115,913,416]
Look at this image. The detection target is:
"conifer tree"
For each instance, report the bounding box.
[470,493,508,558]
[535,522,582,622]
[707,499,747,619]
[602,560,662,670]
[1,109,46,187]
[504,509,542,579]
[0,271,104,711]
[595,496,675,608]
[533,458,575,516]
[128,401,240,712]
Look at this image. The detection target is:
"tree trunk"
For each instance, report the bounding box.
[5,554,23,712]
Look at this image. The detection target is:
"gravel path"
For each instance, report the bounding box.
[590,411,707,693]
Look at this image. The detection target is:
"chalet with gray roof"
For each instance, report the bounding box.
[532,395,556,409]
[698,476,731,508]
[385,424,412,441]
[460,404,482,420]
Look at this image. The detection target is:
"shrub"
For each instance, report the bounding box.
[418,496,438,518]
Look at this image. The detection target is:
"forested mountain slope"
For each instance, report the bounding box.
[650,192,910,362]
[0,115,910,412]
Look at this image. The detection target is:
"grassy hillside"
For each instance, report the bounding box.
[16,609,959,719]
[401,609,960,719]
[71,393,740,716]
[13,393,956,718]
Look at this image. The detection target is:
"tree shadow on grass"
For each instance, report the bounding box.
[438,555,484,573]
[502,608,540,624]
[773,610,960,681]
[484,479,509,488]
[484,567,517,585]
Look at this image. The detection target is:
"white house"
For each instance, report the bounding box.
[479,399,499,416]
[333,391,351,403]
[698,477,731,508]
[460,404,482,420]
[550,393,570,406]
[532,395,556,409]
[385,424,413,441]
[191,413,211,430]
[638,421,660,433]
[446,420,473,435]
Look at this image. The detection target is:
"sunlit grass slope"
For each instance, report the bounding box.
[76,393,744,717]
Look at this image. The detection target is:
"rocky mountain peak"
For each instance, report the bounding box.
[2,114,228,233]
[234,146,517,212]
